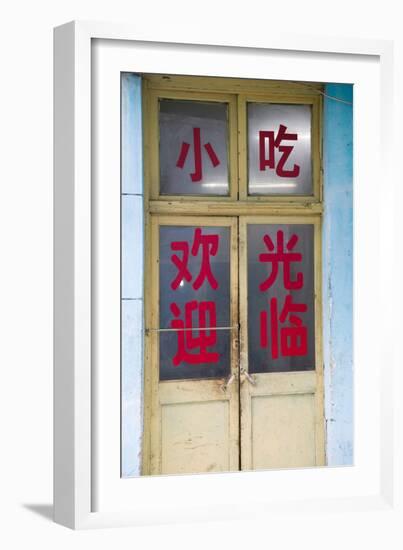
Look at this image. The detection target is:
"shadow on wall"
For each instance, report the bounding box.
[23,503,53,522]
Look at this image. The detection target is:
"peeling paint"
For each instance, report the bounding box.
[121,74,144,478]
[322,84,353,466]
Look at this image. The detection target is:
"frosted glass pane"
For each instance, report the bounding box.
[159,226,231,380]
[159,99,229,196]
[248,103,313,195]
[247,224,315,373]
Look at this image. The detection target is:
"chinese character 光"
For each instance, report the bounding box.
[170,228,219,290]
[260,295,308,359]
[259,124,300,178]
[259,230,303,291]
[176,127,220,182]
[170,301,220,366]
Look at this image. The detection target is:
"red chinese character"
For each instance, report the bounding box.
[170,228,219,290]
[259,124,300,177]
[170,301,220,366]
[191,228,219,290]
[170,240,192,290]
[260,295,308,359]
[176,127,220,182]
[259,230,303,291]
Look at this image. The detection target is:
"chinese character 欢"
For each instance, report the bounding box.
[260,295,308,359]
[259,230,303,291]
[170,300,220,366]
[176,127,220,182]
[170,228,219,290]
[259,124,300,177]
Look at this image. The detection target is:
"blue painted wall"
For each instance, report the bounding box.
[121,73,144,477]
[322,84,353,466]
[120,77,354,474]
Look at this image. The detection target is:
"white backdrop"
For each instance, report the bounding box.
[0,0,402,547]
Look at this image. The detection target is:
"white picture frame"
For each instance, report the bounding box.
[54,20,395,529]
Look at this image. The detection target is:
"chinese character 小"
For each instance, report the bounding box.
[176,127,220,182]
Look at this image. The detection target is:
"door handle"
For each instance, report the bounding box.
[240,366,256,386]
[220,372,236,393]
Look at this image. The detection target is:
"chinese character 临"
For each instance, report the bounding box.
[260,295,308,359]
[259,124,300,178]
[170,301,220,366]
[176,127,220,182]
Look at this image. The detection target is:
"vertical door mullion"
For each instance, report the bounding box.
[239,217,252,470]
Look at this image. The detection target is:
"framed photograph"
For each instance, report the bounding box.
[54,21,395,529]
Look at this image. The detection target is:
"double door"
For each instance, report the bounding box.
[143,214,325,475]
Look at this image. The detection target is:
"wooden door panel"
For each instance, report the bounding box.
[161,400,231,474]
[251,392,316,469]
[158,377,239,474]
[239,216,325,471]
[145,216,239,475]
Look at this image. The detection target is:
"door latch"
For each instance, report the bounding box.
[220,372,236,393]
[240,366,256,386]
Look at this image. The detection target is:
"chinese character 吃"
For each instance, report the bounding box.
[259,124,300,178]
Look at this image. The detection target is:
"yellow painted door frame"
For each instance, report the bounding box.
[141,74,325,476]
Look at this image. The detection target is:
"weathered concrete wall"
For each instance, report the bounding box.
[322,84,354,466]
[120,77,354,474]
[121,74,144,477]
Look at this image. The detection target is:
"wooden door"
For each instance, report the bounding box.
[144,214,325,475]
[144,215,239,475]
[239,216,325,470]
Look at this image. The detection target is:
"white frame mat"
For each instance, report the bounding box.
[54,21,395,529]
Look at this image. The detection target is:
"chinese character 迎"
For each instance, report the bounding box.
[170,301,220,366]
